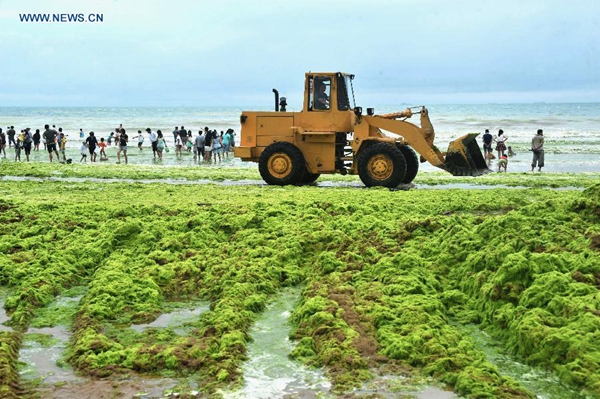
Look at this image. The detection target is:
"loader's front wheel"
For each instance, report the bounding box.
[358,143,406,188]
[259,142,306,185]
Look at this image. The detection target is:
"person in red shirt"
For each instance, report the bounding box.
[98,137,108,160]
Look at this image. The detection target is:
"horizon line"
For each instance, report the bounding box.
[1,101,600,108]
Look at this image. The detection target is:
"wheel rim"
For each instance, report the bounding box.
[367,154,393,181]
[268,152,293,179]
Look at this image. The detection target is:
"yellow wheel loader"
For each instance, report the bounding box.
[234,72,489,187]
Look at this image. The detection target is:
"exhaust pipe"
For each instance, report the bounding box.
[444,133,491,176]
[272,89,279,112]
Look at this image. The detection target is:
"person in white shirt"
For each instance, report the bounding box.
[493,129,508,159]
[80,142,88,163]
[147,128,158,159]
[175,134,183,156]
[137,131,144,150]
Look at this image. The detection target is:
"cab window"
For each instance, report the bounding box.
[309,76,331,111]
[337,74,350,111]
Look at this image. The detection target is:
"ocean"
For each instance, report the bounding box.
[1,103,598,173]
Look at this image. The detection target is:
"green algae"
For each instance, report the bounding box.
[0,331,23,398]
[458,323,589,399]
[2,162,599,188]
[22,333,61,348]
[1,179,599,398]
[413,171,600,188]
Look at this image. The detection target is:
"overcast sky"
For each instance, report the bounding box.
[1,0,599,106]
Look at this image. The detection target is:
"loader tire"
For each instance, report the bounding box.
[358,143,406,188]
[398,145,419,184]
[300,170,320,184]
[259,142,306,185]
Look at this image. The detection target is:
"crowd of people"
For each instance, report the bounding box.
[1,123,547,173]
[0,125,236,165]
[480,128,545,172]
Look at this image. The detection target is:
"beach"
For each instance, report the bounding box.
[1,103,599,173]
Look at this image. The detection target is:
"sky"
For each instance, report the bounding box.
[1,0,599,106]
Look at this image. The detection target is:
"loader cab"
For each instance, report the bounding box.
[303,72,355,133]
[305,72,354,113]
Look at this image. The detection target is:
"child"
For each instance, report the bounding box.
[137,131,144,150]
[98,137,108,160]
[60,134,67,162]
[508,146,515,157]
[14,131,23,162]
[498,154,508,172]
[80,141,88,163]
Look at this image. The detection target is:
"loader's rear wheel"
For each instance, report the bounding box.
[358,143,406,188]
[300,170,321,184]
[398,145,419,184]
[259,142,306,185]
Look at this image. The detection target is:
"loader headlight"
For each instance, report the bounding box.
[367,108,374,116]
[354,107,362,116]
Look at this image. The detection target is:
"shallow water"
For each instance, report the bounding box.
[461,324,588,399]
[131,302,210,334]
[18,293,84,383]
[223,287,331,398]
[0,296,13,332]
[352,374,459,398]
[0,175,587,192]
[19,325,82,384]
[416,183,584,191]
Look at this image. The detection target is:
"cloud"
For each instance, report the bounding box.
[1,0,599,105]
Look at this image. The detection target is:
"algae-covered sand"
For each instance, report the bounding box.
[1,167,599,398]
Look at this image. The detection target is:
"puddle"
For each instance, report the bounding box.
[416,183,584,191]
[35,376,183,399]
[461,324,586,399]
[19,325,83,384]
[0,175,584,191]
[353,374,459,398]
[131,302,210,334]
[0,294,13,332]
[18,290,86,383]
[223,287,331,399]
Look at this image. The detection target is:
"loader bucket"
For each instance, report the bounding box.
[443,133,490,176]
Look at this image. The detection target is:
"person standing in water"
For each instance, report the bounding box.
[43,124,60,162]
[117,128,128,164]
[531,129,544,172]
[33,129,41,151]
[156,130,167,161]
[22,128,33,162]
[494,129,508,159]
[137,130,144,150]
[60,132,68,162]
[482,129,493,161]
[0,128,6,157]
[86,132,99,162]
[7,126,16,148]
[98,137,108,160]
[147,128,158,159]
